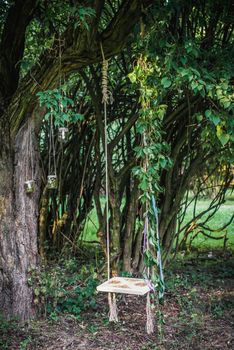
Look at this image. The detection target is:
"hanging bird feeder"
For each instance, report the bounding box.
[24,179,35,194]
[47,174,58,189]
[58,127,68,142]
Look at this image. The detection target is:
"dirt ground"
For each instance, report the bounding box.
[1,256,234,350]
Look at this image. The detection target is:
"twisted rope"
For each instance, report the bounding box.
[100,42,118,323]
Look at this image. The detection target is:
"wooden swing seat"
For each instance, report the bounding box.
[97,277,150,296]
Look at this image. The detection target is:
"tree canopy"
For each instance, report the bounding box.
[0,0,233,321]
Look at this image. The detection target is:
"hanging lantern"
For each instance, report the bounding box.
[24,180,35,194]
[47,174,58,189]
[58,127,68,142]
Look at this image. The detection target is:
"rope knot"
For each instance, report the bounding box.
[101,59,113,104]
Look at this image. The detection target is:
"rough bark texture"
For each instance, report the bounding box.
[0,121,15,317]
[0,114,41,320]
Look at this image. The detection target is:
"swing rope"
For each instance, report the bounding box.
[99,45,164,331]
[144,209,154,333]
[104,97,110,281]
[25,121,29,181]
[100,42,118,322]
[25,120,34,181]
[48,112,57,176]
[100,42,110,280]
[152,195,165,299]
[142,130,165,333]
[29,122,34,180]
[144,195,165,334]
[142,132,155,334]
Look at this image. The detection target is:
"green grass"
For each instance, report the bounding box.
[81,207,99,242]
[181,198,234,251]
[81,196,234,251]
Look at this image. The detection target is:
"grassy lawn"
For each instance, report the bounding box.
[180,197,234,251]
[81,206,99,242]
[81,196,234,251]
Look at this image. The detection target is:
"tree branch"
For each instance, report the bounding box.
[0,0,37,100]
[9,0,153,135]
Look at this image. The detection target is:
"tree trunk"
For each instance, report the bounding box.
[0,115,41,320]
[109,177,121,274]
[123,179,138,272]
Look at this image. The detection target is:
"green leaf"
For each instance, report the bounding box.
[44,112,51,121]
[159,157,167,168]
[196,114,203,122]
[219,133,230,146]
[128,72,136,83]
[34,288,40,296]
[211,115,221,126]
[180,68,188,77]
[191,81,198,91]
[180,56,187,65]
[161,77,172,88]
[139,178,149,191]
[73,113,84,122]
[205,110,211,118]
[216,125,230,145]
[220,97,231,109]
[205,110,221,126]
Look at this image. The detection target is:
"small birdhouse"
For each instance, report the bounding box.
[58,127,68,142]
[47,175,58,189]
[24,180,35,194]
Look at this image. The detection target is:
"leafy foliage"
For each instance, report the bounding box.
[145,2,234,151]
[37,88,84,126]
[0,314,19,350]
[130,56,171,200]
[28,260,98,319]
[37,1,96,33]
[20,3,96,77]
[129,55,171,299]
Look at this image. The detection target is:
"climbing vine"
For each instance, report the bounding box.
[37,88,84,126]
[129,55,171,300]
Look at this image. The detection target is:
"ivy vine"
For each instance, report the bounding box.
[37,88,84,126]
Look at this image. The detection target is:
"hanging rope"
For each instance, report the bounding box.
[25,121,29,181]
[48,111,57,176]
[58,32,64,116]
[142,132,155,334]
[104,99,111,281]
[25,120,34,181]
[143,212,155,334]
[100,42,110,281]
[100,42,118,322]
[142,159,165,333]
[101,44,110,105]
[152,195,165,299]
[48,116,52,175]
[29,122,34,180]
